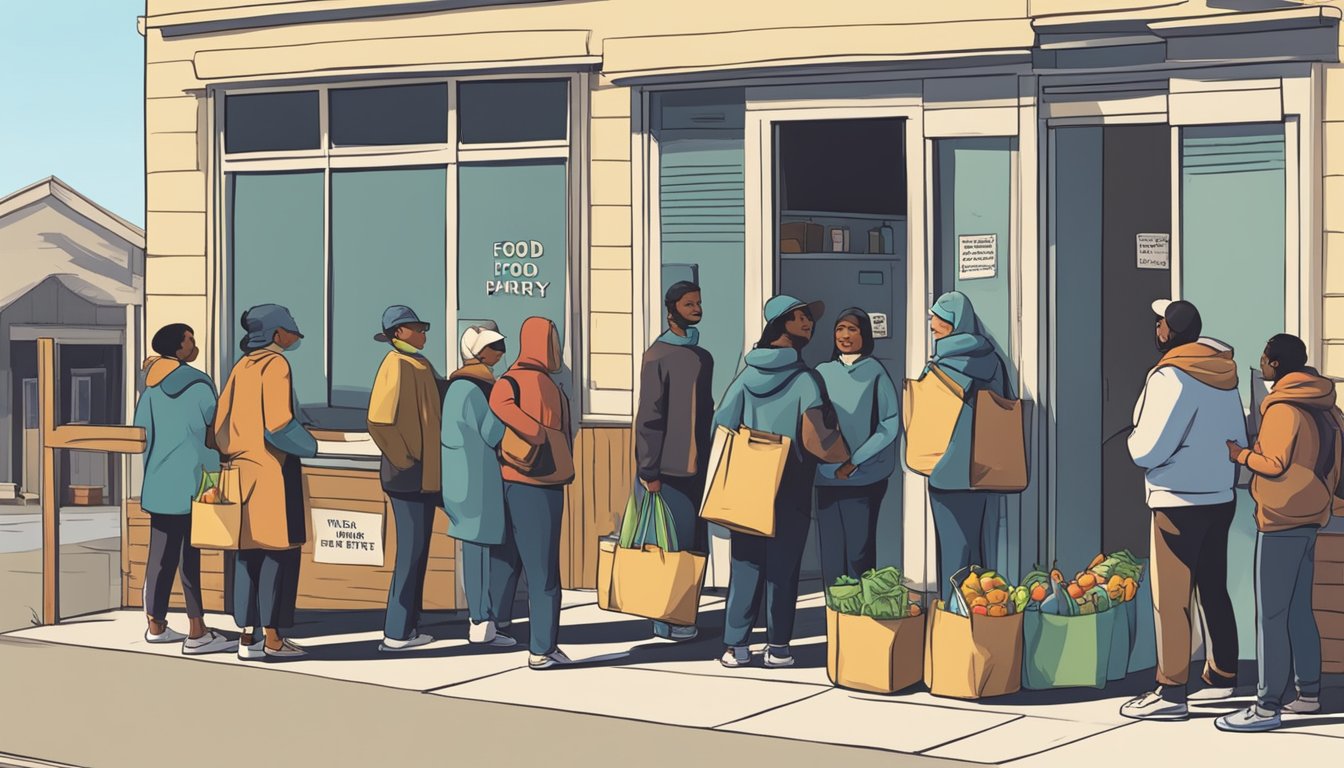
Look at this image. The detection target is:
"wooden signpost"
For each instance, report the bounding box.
[37,337,145,625]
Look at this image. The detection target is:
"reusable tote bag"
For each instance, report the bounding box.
[903,365,966,476]
[190,466,243,550]
[699,425,790,537]
[1021,608,1117,690]
[827,608,926,694]
[598,489,652,612]
[923,600,1024,699]
[970,389,1028,492]
[611,492,708,626]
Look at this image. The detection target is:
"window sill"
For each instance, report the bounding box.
[309,429,381,459]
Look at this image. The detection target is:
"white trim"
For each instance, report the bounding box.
[8,326,125,344]
[456,146,571,162]
[0,177,144,248]
[631,87,652,422]
[327,151,455,169]
[458,139,569,153]
[1171,124,1183,301]
[1286,115,1302,339]
[571,72,591,421]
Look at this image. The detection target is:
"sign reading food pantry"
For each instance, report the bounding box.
[488,239,551,298]
[958,234,997,280]
[313,508,385,567]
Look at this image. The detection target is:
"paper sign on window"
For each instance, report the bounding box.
[1137,233,1170,270]
[958,234,997,280]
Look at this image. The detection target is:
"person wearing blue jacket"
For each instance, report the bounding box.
[133,323,232,655]
[815,308,901,588]
[713,295,850,669]
[924,292,1009,602]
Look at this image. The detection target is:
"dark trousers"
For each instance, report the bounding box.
[384,492,438,641]
[723,465,813,649]
[462,540,520,626]
[1256,527,1322,710]
[1151,503,1239,693]
[498,482,565,656]
[816,480,886,589]
[929,488,995,603]
[145,513,203,621]
[232,547,301,629]
[651,473,707,638]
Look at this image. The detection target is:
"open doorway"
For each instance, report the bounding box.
[773,117,908,579]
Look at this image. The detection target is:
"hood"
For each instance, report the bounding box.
[739,347,807,398]
[930,293,1000,384]
[1262,369,1337,414]
[1156,338,1239,391]
[450,361,496,386]
[931,292,978,336]
[141,356,211,397]
[516,317,562,373]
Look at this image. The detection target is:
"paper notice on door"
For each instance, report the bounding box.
[1137,233,1170,270]
[871,312,890,339]
[958,234,997,280]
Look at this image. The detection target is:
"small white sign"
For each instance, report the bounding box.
[871,312,890,339]
[1136,233,1170,270]
[312,508,385,567]
[958,234,997,280]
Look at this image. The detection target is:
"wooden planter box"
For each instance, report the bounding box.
[69,485,103,506]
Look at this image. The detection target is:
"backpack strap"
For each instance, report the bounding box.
[1277,402,1339,485]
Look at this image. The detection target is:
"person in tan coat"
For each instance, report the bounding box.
[215,304,317,660]
[1219,335,1341,732]
[367,305,444,653]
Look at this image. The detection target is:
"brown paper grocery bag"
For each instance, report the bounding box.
[827,607,926,694]
[596,538,617,611]
[903,365,966,476]
[971,390,1028,492]
[923,601,1024,699]
[611,544,707,626]
[699,426,790,538]
[191,467,242,550]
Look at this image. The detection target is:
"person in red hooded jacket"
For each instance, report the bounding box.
[488,317,575,669]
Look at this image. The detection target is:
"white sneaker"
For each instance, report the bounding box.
[1283,696,1321,715]
[263,639,308,659]
[764,646,796,668]
[238,637,266,661]
[1188,686,1236,702]
[720,646,752,668]
[182,629,233,656]
[145,625,187,644]
[667,626,699,642]
[1216,706,1282,733]
[379,633,435,653]
[529,650,572,670]
[469,620,497,644]
[1120,689,1189,722]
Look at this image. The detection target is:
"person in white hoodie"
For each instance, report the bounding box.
[1121,299,1247,723]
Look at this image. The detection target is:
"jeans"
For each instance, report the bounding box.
[232,547,301,629]
[816,481,886,589]
[929,489,995,603]
[1256,527,1322,711]
[651,474,707,639]
[384,492,438,641]
[723,464,813,649]
[461,540,521,626]
[500,482,565,656]
[145,513,203,621]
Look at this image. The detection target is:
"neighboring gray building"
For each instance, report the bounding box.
[0,177,144,505]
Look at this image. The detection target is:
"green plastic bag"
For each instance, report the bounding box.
[1022,608,1117,690]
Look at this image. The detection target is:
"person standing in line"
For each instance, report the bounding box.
[443,323,517,648]
[1122,299,1246,721]
[489,317,575,670]
[712,295,849,669]
[814,308,901,587]
[367,305,444,653]
[133,323,232,655]
[215,305,317,660]
[923,292,1010,603]
[636,281,715,642]
[1218,334,1340,732]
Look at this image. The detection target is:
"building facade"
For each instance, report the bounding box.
[142,1,1344,629]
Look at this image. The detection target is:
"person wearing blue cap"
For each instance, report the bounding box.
[214,303,317,660]
[367,305,444,652]
[712,295,850,669]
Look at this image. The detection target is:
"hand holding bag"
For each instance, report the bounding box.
[191,465,243,550]
[609,491,707,625]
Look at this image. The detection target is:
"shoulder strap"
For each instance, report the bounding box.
[503,374,521,406]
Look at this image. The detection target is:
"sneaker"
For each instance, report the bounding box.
[263,639,308,659]
[145,625,187,644]
[1283,696,1321,715]
[1120,688,1189,722]
[720,646,752,668]
[238,637,266,661]
[1188,686,1237,702]
[655,624,699,642]
[487,631,518,648]
[379,633,435,653]
[1216,706,1282,733]
[469,620,497,645]
[764,645,796,668]
[182,629,233,656]
[529,650,572,670]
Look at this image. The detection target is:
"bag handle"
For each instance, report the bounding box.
[633,491,680,552]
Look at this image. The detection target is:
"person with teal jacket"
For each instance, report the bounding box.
[922,292,1010,601]
[713,295,850,669]
[442,324,517,649]
[815,308,901,588]
[133,323,231,655]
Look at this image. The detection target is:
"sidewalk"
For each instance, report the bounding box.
[6,589,1342,764]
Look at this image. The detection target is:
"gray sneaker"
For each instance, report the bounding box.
[1216,706,1282,733]
[182,629,234,656]
[720,646,752,668]
[529,649,572,670]
[1120,689,1189,722]
[1283,696,1321,715]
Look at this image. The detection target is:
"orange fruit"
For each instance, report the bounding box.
[971,596,989,608]
[1030,584,1048,602]
[908,604,922,617]
[987,605,1008,618]
[1078,573,1097,590]
[971,605,989,616]
[1067,583,1084,599]
[986,589,1009,605]
[1124,578,1138,602]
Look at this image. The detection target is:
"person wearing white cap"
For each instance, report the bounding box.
[442,324,518,647]
[1121,298,1247,722]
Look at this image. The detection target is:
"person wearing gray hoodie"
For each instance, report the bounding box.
[712,295,849,669]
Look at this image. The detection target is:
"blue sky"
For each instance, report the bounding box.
[0,2,145,226]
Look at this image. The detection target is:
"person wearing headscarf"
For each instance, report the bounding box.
[923,292,1009,603]
[442,323,517,648]
[214,304,317,660]
[1121,299,1246,722]
[814,308,901,588]
[367,305,443,653]
[712,295,849,669]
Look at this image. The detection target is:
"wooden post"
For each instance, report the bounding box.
[38,338,58,625]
